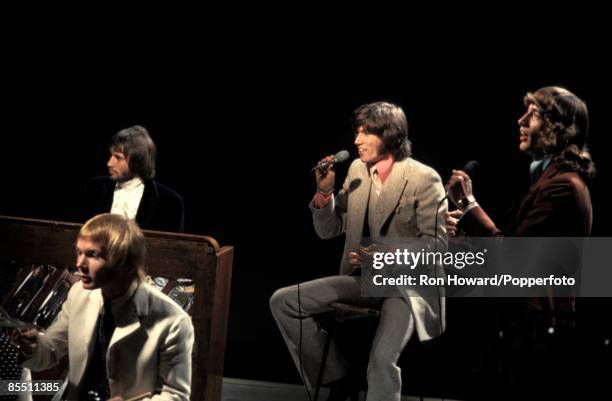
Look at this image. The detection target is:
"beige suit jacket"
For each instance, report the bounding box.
[23,281,194,401]
[311,157,448,340]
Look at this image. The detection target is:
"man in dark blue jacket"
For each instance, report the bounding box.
[83,125,184,233]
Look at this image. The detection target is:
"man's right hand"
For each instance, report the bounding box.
[315,155,336,193]
[10,328,40,355]
[444,209,464,237]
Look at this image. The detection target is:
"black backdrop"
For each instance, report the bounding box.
[2,46,611,396]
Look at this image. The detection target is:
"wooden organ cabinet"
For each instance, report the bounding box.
[0,215,233,401]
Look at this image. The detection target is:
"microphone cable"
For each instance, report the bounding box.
[434,195,448,335]
[298,282,314,401]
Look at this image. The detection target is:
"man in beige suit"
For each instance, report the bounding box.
[270,102,447,401]
[11,214,194,401]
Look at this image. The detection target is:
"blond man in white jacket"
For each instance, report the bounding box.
[12,214,194,401]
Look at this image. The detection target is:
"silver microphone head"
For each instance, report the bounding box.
[312,150,351,173]
[333,150,350,163]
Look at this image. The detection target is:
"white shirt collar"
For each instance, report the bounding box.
[116,176,144,191]
[111,176,145,219]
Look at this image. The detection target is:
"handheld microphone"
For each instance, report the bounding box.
[461,160,480,179]
[440,160,480,202]
[311,150,350,173]
[436,159,481,227]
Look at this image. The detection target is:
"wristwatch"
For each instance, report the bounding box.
[458,194,476,209]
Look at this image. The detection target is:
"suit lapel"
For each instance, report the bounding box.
[347,162,372,239]
[108,283,149,355]
[378,159,410,229]
[106,284,145,382]
[109,313,141,351]
[108,283,145,351]
[100,179,115,213]
[136,180,158,227]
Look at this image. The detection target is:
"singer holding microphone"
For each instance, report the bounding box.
[270,101,447,401]
[10,214,194,401]
[445,86,594,238]
[445,86,595,398]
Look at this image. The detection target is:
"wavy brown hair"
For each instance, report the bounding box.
[525,86,596,179]
[352,101,412,161]
[110,125,157,180]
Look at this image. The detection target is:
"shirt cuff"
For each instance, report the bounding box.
[313,192,333,209]
[462,201,480,216]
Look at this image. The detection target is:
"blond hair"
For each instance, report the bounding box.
[78,213,146,282]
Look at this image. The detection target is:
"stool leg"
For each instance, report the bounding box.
[314,322,334,401]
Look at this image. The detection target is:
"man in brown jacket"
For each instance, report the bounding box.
[445,86,595,398]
